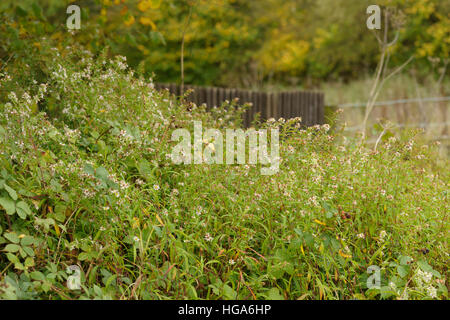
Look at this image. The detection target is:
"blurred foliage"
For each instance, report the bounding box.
[0,0,448,88]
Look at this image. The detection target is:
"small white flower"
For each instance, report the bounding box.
[427,286,437,299]
[153,184,160,191]
[196,206,203,216]
[120,180,130,190]
[379,230,387,242]
[111,189,120,198]
[204,233,213,242]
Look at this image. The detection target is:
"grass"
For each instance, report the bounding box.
[0,48,448,300]
[321,74,449,150]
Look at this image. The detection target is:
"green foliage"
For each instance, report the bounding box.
[0,0,448,87]
[0,47,448,299]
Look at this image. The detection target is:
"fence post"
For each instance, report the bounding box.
[254,91,259,123]
[210,87,217,108]
[307,91,312,126]
[288,91,293,119]
[301,91,307,126]
[318,93,324,124]
[245,90,252,127]
[295,92,300,120]
[262,92,268,121]
[276,92,282,120]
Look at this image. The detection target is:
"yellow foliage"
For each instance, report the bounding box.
[314,219,326,226]
[417,42,435,57]
[257,32,310,75]
[139,17,157,30]
[313,28,330,50]
[54,224,60,236]
[338,250,352,259]
[406,0,435,17]
[124,15,135,26]
[137,44,150,55]
[132,217,140,229]
[427,17,450,43]
[138,1,151,12]
[138,0,161,12]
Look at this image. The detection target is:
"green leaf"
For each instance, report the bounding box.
[16,201,31,219]
[4,232,20,244]
[42,281,51,292]
[417,260,432,272]
[397,265,409,278]
[104,274,117,289]
[380,286,396,299]
[294,228,303,237]
[94,285,103,297]
[0,197,16,215]
[30,271,46,281]
[399,255,413,265]
[95,167,109,181]
[83,164,95,176]
[138,159,153,181]
[54,204,67,222]
[303,232,315,247]
[267,287,284,300]
[24,257,35,268]
[6,253,19,264]
[431,270,442,278]
[78,252,90,261]
[19,247,26,258]
[222,284,237,299]
[50,179,62,193]
[323,202,337,219]
[31,3,45,20]
[4,244,20,253]
[4,184,18,201]
[20,236,34,246]
[22,246,35,257]
[34,217,55,231]
[269,263,285,279]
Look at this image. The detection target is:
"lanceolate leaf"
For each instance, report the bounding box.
[4,184,18,201]
[16,201,32,219]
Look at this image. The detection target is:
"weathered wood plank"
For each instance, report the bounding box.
[153,83,325,127]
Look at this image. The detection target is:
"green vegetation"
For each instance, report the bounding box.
[0,49,448,299]
[0,0,448,301]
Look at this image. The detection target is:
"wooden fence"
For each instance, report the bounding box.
[155,83,324,128]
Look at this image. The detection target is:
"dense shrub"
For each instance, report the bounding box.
[0,48,448,299]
